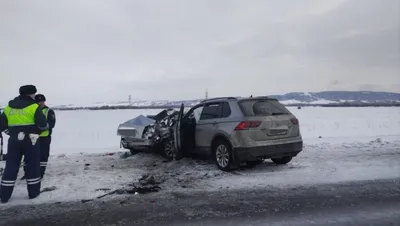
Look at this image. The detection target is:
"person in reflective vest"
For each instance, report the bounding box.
[0,85,48,203]
[35,94,56,178]
[20,94,56,180]
[0,109,4,161]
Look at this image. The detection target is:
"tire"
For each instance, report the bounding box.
[213,139,239,171]
[271,156,292,165]
[121,138,129,149]
[159,139,174,161]
[245,159,264,168]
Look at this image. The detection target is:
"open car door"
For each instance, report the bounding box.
[173,103,184,160]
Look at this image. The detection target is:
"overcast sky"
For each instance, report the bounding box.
[0,0,399,105]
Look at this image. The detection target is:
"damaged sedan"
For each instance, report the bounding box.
[117,108,180,160]
[118,96,303,171]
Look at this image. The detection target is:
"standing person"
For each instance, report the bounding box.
[35,94,56,179]
[0,109,4,161]
[0,85,48,203]
[0,109,3,161]
[20,94,56,180]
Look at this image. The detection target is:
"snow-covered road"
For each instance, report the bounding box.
[1,136,399,207]
[2,178,400,226]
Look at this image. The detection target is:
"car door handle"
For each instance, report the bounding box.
[212,122,218,125]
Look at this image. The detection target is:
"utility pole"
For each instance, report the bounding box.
[205,88,208,100]
[128,95,132,105]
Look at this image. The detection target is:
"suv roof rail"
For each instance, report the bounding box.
[238,96,279,101]
[200,97,237,103]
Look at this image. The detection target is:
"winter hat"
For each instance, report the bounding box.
[19,85,37,96]
[35,94,46,102]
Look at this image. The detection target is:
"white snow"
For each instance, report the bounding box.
[208,140,400,190]
[2,152,147,206]
[308,99,337,104]
[280,99,348,105]
[279,99,303,105]
[0,107,400,207]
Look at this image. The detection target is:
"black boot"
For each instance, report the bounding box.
[1,198,8,204]
[29,193,40,199]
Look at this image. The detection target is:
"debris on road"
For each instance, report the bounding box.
[81,174,164,203]
[41,186,57,193]
[369,138,382,144]
[95,188,112,192]
[84,163,91,170]
[120,152,131,159]
[57,154,66,158]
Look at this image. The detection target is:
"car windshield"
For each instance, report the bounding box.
[239,99,290,116]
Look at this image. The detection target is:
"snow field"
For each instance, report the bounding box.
[2,107,399,154]
[0,107,399,207]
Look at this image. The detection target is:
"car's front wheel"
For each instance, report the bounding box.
[271,156,292,165]
[213,140,239,171]
[160,139,174,161]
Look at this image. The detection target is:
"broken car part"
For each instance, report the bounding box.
[117,109,180,160]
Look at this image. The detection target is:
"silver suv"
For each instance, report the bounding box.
[173,96,303,171]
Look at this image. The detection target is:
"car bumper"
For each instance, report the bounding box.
[233,141,303,161]
[121,137,152,149]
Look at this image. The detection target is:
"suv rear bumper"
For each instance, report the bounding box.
[233,141,303,161]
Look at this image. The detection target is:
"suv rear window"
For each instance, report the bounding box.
[239,99,290,116]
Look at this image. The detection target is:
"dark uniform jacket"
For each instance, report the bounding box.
[42,106,56,136]
[0,95,48,136]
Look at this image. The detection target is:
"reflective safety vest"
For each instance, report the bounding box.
[40,108,50,137]
[3,104,39,127]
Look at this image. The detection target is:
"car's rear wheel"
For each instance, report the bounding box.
[213,140,239,171]
[271,156,292,165]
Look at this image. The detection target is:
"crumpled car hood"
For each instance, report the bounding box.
[117,108,180,146]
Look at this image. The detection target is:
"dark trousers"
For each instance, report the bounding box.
[39,136,51,177]
[0,134,41,202]
[23,136,51,178]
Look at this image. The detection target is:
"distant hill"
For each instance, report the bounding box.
[1,91,400,110]
[270,91,400,104]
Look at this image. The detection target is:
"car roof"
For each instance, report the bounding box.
[200,96,278,104]
[238,96,279,102]
[200,97,238,103]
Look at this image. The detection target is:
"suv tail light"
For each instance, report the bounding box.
[235,121,262,130]
[290,118,299,125]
